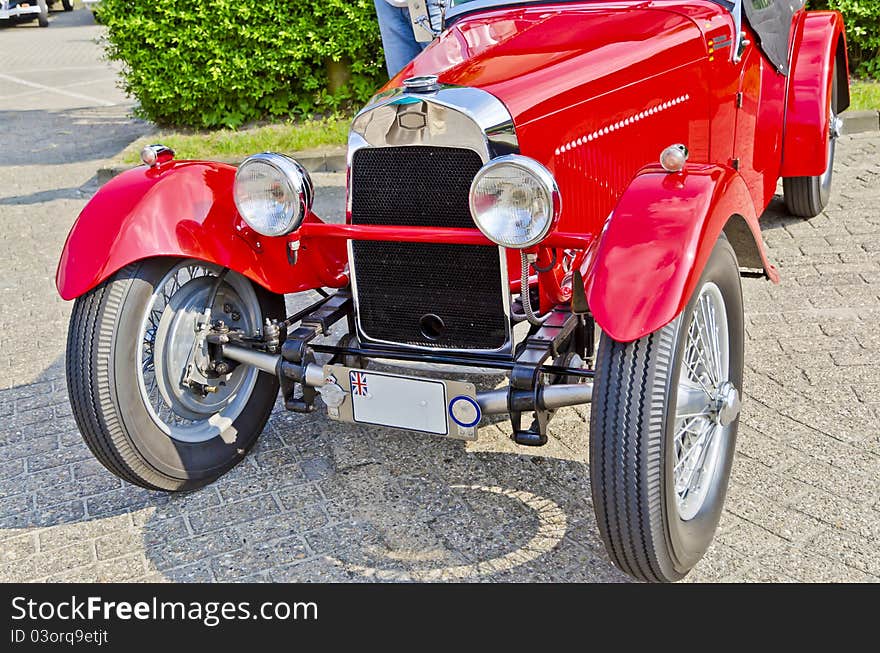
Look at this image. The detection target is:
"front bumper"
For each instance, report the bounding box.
[0,5,42,19]
[213,290,595,447]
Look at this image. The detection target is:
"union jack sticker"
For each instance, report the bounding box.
[349,371,369,397]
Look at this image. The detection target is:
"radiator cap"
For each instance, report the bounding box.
[403,75,440,93]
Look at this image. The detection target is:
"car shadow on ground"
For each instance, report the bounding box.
[0,352,629,583]
[755,194,811,232]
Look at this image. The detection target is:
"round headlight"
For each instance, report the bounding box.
[233,153,314,237]
[468,155,560,249]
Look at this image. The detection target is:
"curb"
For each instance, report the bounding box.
[96,112,879,186]
[841,109,880,136]
[96,147,347,186]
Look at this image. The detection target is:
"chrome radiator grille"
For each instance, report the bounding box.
[349,146,509,350]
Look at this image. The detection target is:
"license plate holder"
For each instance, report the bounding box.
[321,365,480,440]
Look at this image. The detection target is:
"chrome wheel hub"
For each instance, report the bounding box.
[672,282,736,521]
[830,114,844,140]
[136,261,262,443]
[714,381,741,427]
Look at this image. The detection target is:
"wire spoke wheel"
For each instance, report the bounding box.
[672,282,735,521]
[66,258,283,491]
[137,261,262,443]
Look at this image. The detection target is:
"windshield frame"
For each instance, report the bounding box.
[446,0,739,24]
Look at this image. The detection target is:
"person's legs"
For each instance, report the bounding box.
[374,0,425,77]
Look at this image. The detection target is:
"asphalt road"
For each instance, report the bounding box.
[0,9,878,583]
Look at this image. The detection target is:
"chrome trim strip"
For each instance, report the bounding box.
[554,94,691,155]
[446,0,571,24]
[347,85,519,355]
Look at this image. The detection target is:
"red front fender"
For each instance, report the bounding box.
[583,164,778,343]
[56,161,348,301]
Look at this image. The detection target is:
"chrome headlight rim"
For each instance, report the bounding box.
[468,154,561,249]
[233,152,314,237]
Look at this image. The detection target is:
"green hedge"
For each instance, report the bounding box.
[808,1,880,79]
[100,1,879,129]
[98,0,385,128]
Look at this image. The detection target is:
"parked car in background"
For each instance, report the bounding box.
[56,0,849,582]
[0,0,49,27]
[47,0,73,11]
[82,0,100,21]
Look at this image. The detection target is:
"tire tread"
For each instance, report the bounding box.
[590,326,679,583]
[66,265,172,490]
[782,176,823,218]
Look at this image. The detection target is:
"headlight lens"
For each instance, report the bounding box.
[233,153,313,237]
[469,155,560,249]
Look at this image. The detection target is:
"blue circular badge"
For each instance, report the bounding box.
[448,395,481,428]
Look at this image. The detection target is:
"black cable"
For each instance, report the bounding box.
[204,268,229,314]
[532,249,557,273]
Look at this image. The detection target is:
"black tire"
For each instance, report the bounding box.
[66,258,284,492]
[783,61,840,218]
[590,237,744,582]
[37,1,49,27]
[62,0,74,11]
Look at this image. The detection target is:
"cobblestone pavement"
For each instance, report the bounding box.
[1,11,879,583]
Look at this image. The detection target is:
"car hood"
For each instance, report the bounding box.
[393,3,708,126]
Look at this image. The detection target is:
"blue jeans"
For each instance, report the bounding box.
[373,0,443,78]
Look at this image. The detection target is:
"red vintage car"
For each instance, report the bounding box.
[56,0,848,582]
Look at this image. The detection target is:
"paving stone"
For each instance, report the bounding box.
[188,494,280,534]
[94,530,143,561]
[216,465,306,503]
[47,554,147,583]
[778,403,878,443]
[685,543,756,582]
[275,482,326,513]
[157,562,215,583]
[147,530,244,572]
[31,541,95,579]
[757,546,877,583]
[35,474,122,509]
[0,532,37,563]
[211,536,310,581]
[38,513,132,551]
[805,528,880,579]
[725,488,822,542]
[787,488,880,541]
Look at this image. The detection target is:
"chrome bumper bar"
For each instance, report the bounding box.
[222,344,593,415]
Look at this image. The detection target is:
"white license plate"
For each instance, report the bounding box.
[322,365,480,440]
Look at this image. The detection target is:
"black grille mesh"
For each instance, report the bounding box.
[351,146,508,350]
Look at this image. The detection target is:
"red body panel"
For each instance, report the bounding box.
[583,164,773,342]
[56,162,348,300]
[56,1,847,345]
[400,0,714,242]
[780,11,848,178]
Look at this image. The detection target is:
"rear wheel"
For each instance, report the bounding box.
[783,62,842,218]
[66,258,284,491]
[62,0,74,10]
[589,237,744,582]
